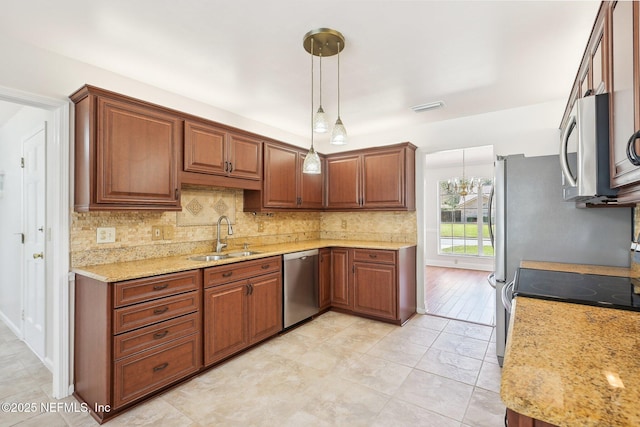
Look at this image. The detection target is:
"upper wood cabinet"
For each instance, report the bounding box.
[71,85,182,211]
[243,141,323,211]
[561,3,610,130]
[609,0,640,198]
[184,120,262,181]
[325,142,416,211]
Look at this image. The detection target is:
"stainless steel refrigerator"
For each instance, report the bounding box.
[492,154,632,366]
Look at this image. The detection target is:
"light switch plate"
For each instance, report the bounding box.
[97,227,116,244]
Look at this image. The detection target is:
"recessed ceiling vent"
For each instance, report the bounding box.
[410,101,445,113]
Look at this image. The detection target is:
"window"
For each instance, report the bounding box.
[438,178,493,257]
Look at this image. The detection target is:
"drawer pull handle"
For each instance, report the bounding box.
[369,254,378,258]
[153,307,169,315]
[261,264,270,269]
[153,362,169,372]
[153,283,169,291]
[222,271,233,278]
[153,330,169,339]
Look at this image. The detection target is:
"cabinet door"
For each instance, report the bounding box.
[610,1,640,187]
[326,155,361,209]
[362,148,405,208]
[228,133,263,180]
[331,249,351,309]
[299,152,324,209]
[248,272,282,343]
[96,97,180,207]
[183,120,227,176]
[263,143,299,208]
[203,282,249,366]
[352,262,397,320]
[318,249,332,309]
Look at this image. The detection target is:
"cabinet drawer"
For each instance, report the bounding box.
[204,256,281,288]
[352,249,396,264]
[113,270,200,308]
[113,291,200,334]
[113,313,199,360]
[113,334,201,409]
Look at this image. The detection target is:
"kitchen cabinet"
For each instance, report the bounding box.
[183,120,263,182]
[330,248,352,310]
[325,143,416,211]
[70,85,182,211]
[609,1,640,199]
[326,246,416,325]
[560,3,609,131]
[203,256,282,366]
[352,249,397,321]
[506,408,558,427]
[243,141,324,211]
[74,270,202,422]
[318,248,332,310]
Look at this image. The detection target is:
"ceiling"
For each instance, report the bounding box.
[0,0,600,142]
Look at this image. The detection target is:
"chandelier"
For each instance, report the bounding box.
[448,149,477,196]
[302,28,347,175]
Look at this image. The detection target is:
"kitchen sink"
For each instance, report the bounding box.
[188,254,229,261]
[228,251,262,257]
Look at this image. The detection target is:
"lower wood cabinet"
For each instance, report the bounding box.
[203,256,282,366]
[506,408,558,427]
[318,248,332,310]
[328,246,416,325]
[74,270,202,423]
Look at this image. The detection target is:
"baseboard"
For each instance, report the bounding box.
[0,310,22,339]
[425,259,493,272]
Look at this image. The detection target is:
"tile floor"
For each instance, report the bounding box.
[0,311,505,426]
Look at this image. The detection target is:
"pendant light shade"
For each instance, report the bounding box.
[313,107,328,133]
[330,117,347,145]
[302,146,321,174]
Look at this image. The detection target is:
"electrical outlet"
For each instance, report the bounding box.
[257,221,264,232]
[163,225,174,240]
[96,227,116,244]
[152,226,163,241]
[341,219,347,229]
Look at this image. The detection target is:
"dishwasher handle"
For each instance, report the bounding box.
[283,249,319,261]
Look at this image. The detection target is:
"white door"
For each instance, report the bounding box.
[23,123,46,359]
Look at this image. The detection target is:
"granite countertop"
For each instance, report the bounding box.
[501,261,640,426]
[72,239,415,282]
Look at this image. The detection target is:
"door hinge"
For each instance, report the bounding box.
[20,157,25,168]
[21,309,24,320]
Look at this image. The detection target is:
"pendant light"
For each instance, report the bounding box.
[313,53,329,133]
[330,40,348,145]
[302,36,322,174]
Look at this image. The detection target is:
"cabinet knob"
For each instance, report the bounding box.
[153,283,169,291]
[153,362,169,372]
[153,306,169,315]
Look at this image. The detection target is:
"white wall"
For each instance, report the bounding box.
[0,105,54,364]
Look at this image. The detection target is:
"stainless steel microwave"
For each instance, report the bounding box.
[560,93,617,203]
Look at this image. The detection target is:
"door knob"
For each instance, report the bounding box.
[33,252,43,259]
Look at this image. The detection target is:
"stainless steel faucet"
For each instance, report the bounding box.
[215,215,233,253]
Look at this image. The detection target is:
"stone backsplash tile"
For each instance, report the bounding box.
[70,187,417,267]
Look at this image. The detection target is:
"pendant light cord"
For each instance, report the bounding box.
[310,37,315,149]
[337,41,341,117]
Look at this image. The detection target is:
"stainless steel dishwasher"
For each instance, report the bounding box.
[283,249,319,328]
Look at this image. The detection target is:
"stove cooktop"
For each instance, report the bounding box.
[513,268,640,311]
